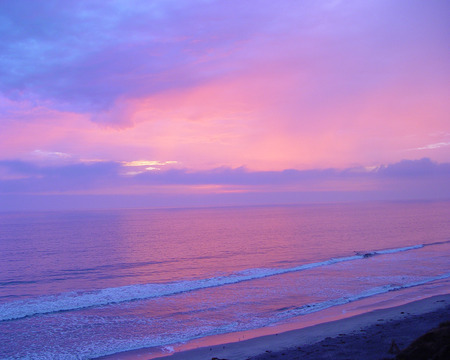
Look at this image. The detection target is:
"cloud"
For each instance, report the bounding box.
[0,160,122,192]
[1,158,450,211]
[32,149,71,160]
[0,0,286,116]
[376,158,450,177]
[130,167,341,186]
[122,160,177,167]
[1,158,449,196]
[414,142,450,151]
[1,0,448,127]
[0,1,448,175]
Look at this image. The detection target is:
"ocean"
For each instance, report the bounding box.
[0,201,449,359]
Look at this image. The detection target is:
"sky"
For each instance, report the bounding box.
[0,0,449,210]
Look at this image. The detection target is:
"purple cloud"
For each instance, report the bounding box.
[1,158,449,193]
[1,158,449,211]
[1,0,448,125]
[377,158,450,177]
[0,160,121,192]
[0,0,285,113]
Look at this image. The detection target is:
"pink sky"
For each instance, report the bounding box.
[0,0,449,210]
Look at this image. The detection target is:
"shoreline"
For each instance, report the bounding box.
[147,293,450,360]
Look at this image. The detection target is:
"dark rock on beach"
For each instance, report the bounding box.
[396,321,450,360]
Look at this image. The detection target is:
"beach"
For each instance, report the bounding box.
[152,294,449,360]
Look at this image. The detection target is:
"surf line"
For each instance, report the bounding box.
[275,272,450,321]
[0,243,433,322]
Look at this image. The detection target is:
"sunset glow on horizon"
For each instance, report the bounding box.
[1,0,449,210]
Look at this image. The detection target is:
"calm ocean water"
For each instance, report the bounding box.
[0,201,449,359]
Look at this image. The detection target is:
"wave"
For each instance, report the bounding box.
[18,273,450,360]
[354,244,423,258]
[423,239,450,247]
[0,242,437,322]
[274,272,450,321]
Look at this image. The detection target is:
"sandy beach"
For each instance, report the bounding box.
[149,294,449,360]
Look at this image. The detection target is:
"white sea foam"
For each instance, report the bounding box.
[0,243,433,322]
[275,272,450,321]
[16,272,450,360]
[375,244,423,255]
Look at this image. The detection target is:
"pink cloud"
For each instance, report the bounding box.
[0,0,448,185]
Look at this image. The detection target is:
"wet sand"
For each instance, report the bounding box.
[152,294,449,360]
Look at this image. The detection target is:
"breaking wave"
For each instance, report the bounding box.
[0,242,440,322]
